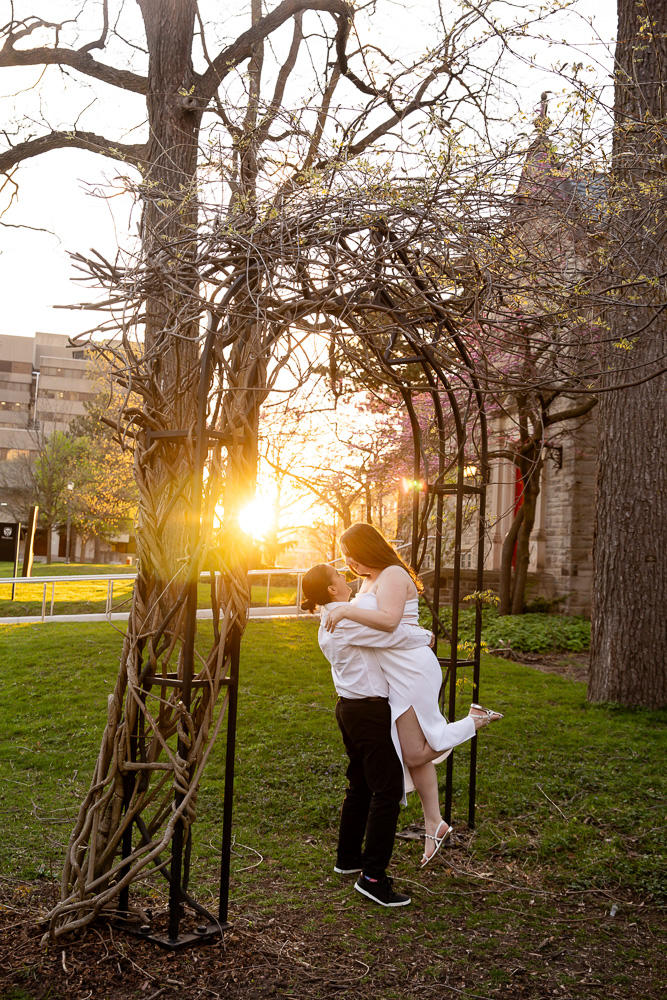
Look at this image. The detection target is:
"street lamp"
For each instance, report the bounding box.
[66,482,74,564]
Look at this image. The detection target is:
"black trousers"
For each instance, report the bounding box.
[335,697,404,880]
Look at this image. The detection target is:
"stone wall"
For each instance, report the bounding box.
[442,407,598,616]
[422,567,557,606]
[541,410,597,615]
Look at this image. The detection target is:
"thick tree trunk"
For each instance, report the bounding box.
[138,0,200,387]
[590,373,666,705]
[589,0,667,707]
[340,501,353,529]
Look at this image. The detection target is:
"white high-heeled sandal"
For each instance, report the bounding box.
[470,703,504,722]
[420,821,453,867]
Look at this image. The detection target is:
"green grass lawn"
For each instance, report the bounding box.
[0,561,136,578]
[0,563,297,617]
[0,619,665,998]
[0,562,135,618]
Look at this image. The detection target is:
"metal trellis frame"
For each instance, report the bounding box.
[381,320,489,830]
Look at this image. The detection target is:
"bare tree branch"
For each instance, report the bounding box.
[0,26,147,93]
[198,0,390,107]
[0,130,148,173]
[200,0,349,95]
[79,0,110,55]
[544,395,598,426]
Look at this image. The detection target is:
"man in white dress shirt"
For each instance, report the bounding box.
[305,565,433,908]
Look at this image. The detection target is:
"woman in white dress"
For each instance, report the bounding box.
[322,523,503,865]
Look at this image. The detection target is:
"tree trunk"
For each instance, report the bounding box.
[69,529,78,564]
[46,3,260,938]
[589,0,667,707]
[498,503,523,615]
[510,464,541,615]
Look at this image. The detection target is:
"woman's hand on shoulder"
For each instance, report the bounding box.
[323,604,349,632]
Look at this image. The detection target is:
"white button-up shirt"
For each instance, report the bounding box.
[318,601,432,699]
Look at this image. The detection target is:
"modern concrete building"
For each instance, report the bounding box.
[0,332,134,563]
[0,332,94,460]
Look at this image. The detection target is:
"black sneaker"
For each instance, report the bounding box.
[334,864,363,874]
[354,874,411,907]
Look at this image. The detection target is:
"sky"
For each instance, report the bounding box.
[0,0,617,341]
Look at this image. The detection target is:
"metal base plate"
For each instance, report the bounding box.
[120,919,231,951]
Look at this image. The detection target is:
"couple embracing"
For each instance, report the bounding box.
[301,523,503,908]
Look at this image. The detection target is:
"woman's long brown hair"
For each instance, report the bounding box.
[339,523,423,593]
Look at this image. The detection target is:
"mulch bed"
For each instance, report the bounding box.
[1,872,665,1000]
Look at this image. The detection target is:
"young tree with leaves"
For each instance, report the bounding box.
[16,430,85,559]
[67,401,138,561]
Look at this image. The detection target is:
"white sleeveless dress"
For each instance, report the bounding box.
[352,591,476,802]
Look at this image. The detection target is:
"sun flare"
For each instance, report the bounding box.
[238,496,276,541]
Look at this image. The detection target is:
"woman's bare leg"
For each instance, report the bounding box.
[396,707,442,767]
[395,706,483,767]
[395,709,449,859]
[395,706,497,864]
[409,760,448,850]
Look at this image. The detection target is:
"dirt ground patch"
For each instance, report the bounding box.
[1,874,664,1000]
[506,650,590,683]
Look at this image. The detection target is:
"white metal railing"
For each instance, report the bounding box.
[246,568,308,619]
[0,568,312,625]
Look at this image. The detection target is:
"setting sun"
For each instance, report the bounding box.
[238,496,276,541]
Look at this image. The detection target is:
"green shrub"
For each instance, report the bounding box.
[421,604,591,653]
